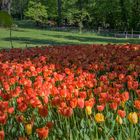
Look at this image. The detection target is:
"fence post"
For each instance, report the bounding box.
[98,27,101,34]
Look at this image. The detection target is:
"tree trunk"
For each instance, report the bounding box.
[78,0,82,10]
[10,27,13,48]
[57,0,62,27]
[0,0,12,14]
[20,0,23,20]
[120,0,128,29]
[0,0,2,10]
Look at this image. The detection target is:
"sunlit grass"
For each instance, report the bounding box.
[0,25,140,48]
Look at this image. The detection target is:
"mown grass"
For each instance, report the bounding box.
[0,21,140,48]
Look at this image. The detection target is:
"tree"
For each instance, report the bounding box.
[46,0,57,20]
[11,0,28,20]
[62,0,90,32]
[130,0,140,30]
[66,9,90,33]
[0,0,12,14]
[1,0,140,31]
[25,0,48,26]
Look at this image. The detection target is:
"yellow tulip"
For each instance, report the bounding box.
[25,124,32,135]
[85,106,92,115]
[95,113,105,123]
[116,116,123,125]
[128,112,138,124]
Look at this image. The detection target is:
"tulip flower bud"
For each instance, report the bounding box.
[85,106,92,115]
[116,116,123,125]
[121,101,125,108]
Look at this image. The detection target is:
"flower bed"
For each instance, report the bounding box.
[0,44,140,140]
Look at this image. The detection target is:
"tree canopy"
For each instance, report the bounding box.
[0,0,140,30]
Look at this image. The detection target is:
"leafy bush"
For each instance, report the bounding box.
[25,1,48,26]
[0,11,14,48]
[0,11,13,27]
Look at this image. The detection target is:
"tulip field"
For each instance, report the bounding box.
[0,44,140,140]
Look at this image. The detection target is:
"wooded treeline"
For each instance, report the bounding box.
[0,0,140,30]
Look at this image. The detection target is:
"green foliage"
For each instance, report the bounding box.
[62,0,90,32]
[130,0,140,30]
[67,9,90,33]
[0,11,13,27]
[46,0,57,19]
[2,0,140,30]
[25,0,48,25]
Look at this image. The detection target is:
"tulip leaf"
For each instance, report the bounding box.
[80,119,85,128]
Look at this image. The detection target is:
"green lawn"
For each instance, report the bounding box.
[0,25,140,48]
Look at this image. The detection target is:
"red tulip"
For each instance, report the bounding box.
[97,104,105,112]
[70,98,77,108]
[134,100,140,110]
[8,107,14,114]
[46,122,54,129]
[38,106,48,117]
[77,98,84,109]
[110,103,118,111]
[121,91,129,102]
[117,110,126,118]
[36,127,49,139]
